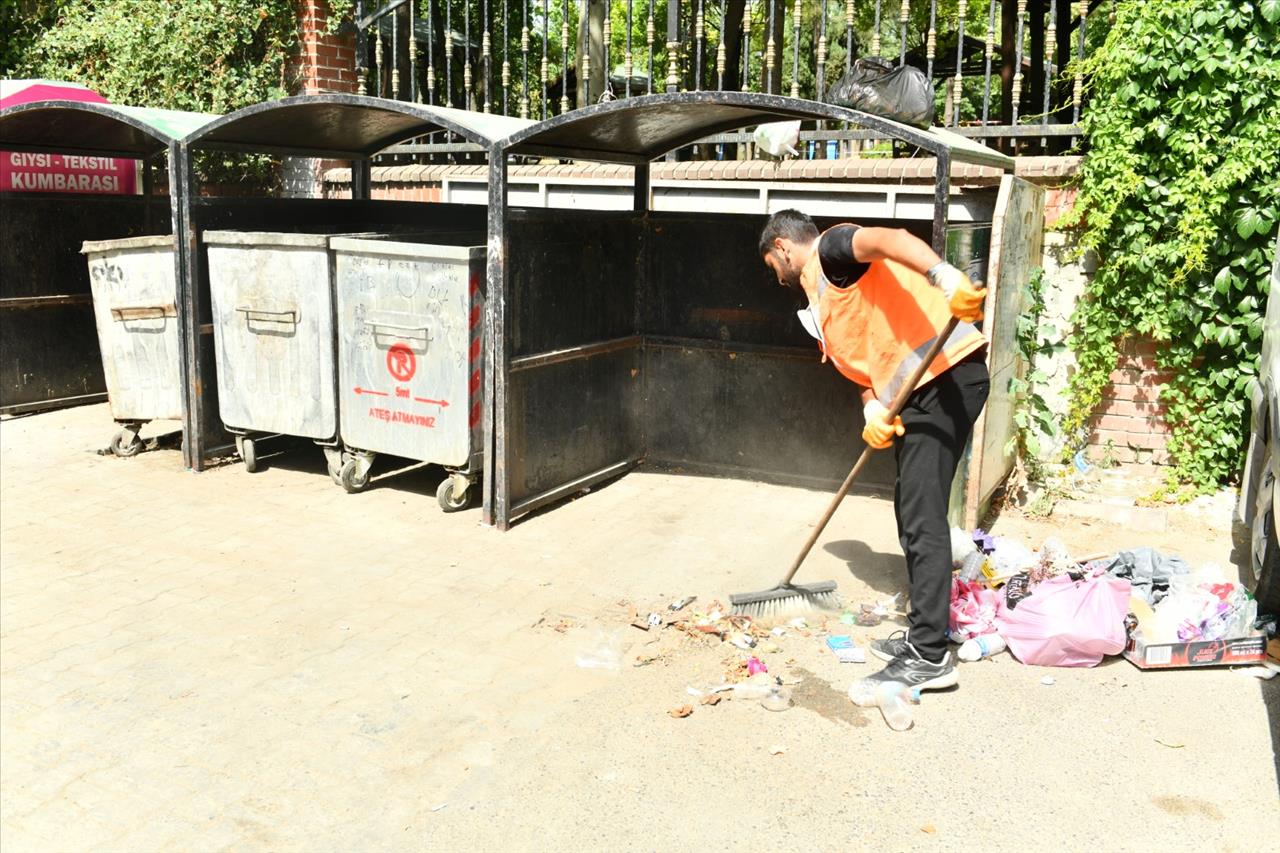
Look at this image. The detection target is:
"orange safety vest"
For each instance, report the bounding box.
[800,236,988,405]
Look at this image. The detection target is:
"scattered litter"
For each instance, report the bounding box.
[731,679,775,700]
[760,683,793,712]
[746,656,768,675]
[787,617,808,629]
[855,605,882,627]
[840,611,857,625]
[768,744,786,755]
[668,704,693,719]
[552,619,574,633]
[669,596,697,611]
[575,630,623,671]
[647,612,663,629]
[634,653,661,667]
[1238,661,1279,680]
[1154,738,1185,749]
[431,803,448,813]
[685,686,706,698]
[1040,675,1056,686]
[701,693,723,706]
[770,626,787,637]
[729,632,758,650]
[826,635,866,663]
[921,825,938,835]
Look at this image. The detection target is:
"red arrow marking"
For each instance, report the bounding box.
[414,396,450,407]
[354,386,389,397]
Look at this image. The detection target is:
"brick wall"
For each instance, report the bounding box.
[1088,337,1172,465]
[283,0,359,197]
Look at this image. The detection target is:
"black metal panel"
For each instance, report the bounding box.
[507,209,641,357]
[642,339,896,491]
[506,343,643,511]
[190,197,488,234]
[639,211,932,348]
[0,192,171,412]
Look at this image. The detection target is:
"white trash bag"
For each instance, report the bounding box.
[753,121,801,158]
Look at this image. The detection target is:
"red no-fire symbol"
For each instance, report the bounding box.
[386,343,416,382]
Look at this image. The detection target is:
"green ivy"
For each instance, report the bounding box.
[1060,0,1280,490]
[1005,267,1061,480]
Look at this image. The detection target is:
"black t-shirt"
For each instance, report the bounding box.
[817,223,868,286]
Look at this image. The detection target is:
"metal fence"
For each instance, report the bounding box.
[354,0,1110,154]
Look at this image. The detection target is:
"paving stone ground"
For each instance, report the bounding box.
[2,404,1277,851]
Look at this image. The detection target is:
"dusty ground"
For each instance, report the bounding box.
[1,404,1277,852]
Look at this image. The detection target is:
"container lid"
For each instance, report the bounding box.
[329,236,485,261]
[203,230,335,248]
[81,234,175,254]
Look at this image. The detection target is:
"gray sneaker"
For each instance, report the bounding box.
[869,630,910,663]
[863,642,958,692]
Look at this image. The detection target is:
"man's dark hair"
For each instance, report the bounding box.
[758,209,819,257]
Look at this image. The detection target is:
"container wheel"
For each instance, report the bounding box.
[328,458,344,485]
[110,430,143,458]
[436,477,471,512]
[241,437,258,473]
[340,458,370,494]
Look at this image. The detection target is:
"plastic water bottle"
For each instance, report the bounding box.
[875,682,919,731]
[957,550,986,582]
[957,633,1008,662]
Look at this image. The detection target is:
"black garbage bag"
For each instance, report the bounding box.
[826,57,935,128]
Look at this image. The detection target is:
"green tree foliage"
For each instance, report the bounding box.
[12,0,316,183]
[1061,0,1280,489]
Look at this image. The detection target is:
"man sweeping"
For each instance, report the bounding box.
[758,209,990,692]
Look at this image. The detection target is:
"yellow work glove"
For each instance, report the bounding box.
[929,262,986,324]
[862,400,905,450]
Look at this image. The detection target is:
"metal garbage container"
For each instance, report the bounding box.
[81,235,182,456]
[331,235,485,510]
[204,231,346,477]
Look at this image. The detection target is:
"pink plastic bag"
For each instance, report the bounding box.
[995,574,1132,667]
[950,578,1000,641]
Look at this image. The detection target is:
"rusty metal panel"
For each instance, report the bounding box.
[964,174,1045,528]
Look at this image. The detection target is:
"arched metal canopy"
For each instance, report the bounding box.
[0,101,219,158]
[499,92,1014,170]
[184,94,534,159]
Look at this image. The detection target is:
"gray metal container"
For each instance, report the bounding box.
[331,235,485,508]
[204,231,338,445]
[81,235,182,456]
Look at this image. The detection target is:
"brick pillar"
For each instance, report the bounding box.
[283,1,360,197]
[1088,337,1173,465]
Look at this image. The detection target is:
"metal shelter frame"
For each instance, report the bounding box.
[0,100,219,423]
[484,91,1015,528]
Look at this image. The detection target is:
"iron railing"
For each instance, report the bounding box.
[354,0,1111,156]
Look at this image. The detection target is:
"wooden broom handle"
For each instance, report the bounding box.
[777,317,961,586]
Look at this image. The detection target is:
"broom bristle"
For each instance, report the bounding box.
[729,581,842,618]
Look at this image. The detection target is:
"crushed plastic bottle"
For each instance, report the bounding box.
[759,681,793,712]
[957,633,1007,662]
[957,550,987,583]
[848,679,919,730]
[574,630,623,671]
[875,682,920,731]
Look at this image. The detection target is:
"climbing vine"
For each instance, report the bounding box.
[1060,0,1280,490]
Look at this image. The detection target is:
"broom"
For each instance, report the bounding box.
[730,317,961,618]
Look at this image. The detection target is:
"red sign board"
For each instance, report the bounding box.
[0,80,137,195]
[1,151,136,194]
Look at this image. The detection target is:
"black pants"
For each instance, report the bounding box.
[892,353,990,663]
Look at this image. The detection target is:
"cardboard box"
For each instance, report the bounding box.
[1124,634,1267,669]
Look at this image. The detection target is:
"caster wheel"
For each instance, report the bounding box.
[328,458,344,485]
[241,437,258,473]
[110,430,143,458]
[340,458,370,494]
[436,477,472,512]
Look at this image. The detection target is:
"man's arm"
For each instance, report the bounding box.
[848,227,941,276]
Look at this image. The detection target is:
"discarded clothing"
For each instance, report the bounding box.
[1102,547,1190,605]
